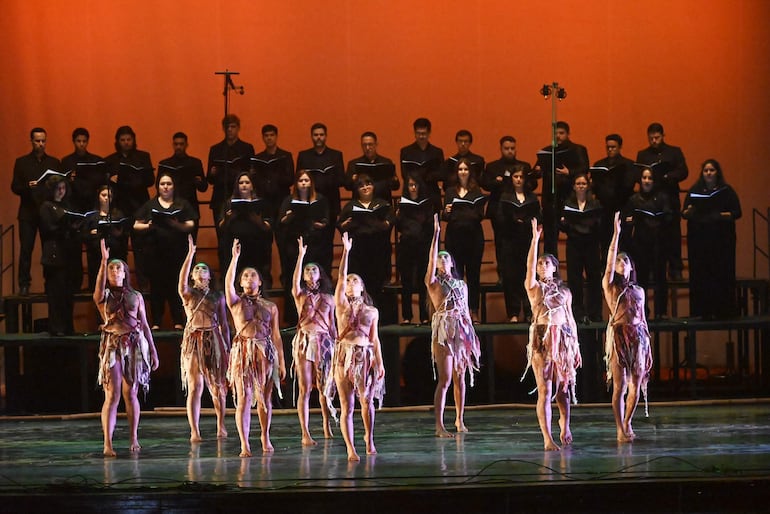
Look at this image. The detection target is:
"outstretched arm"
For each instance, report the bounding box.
[425,213,440,287]
[271,304,286,380]
[225,239,241,308]
[525,218,541,291]
[137,294,159,371]
[292,236,307,301]
[178,234,195,299]
[93,239,109,306]
[335,232,352,306]
[370,310,385,380]
[603,212,621,293]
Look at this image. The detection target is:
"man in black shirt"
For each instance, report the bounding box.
[158,132,207,228]
[345,131,398,203]
[105,126,155,288]
[11,127,61,295]
[400,118,445,212]
[207,114,255,271]
[251,124,295,218]
[534,121,589,256]
[252,124,294,287]
[635,122,688,280]
[296,123,344,274]
[207,114,255,226]
[482,135,534,281]
[105,126,155,218]
[591,134,636,257]
[444,129,485,190]
[61,127,108,211]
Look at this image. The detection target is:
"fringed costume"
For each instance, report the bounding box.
[181,288,229,394]
[430,273,481,386]
[97,287,152,394]
[292,288,336,409]
[227,294,282,408]
[333,297,385,410]
[521,279,581,404]
[605,285,653,415]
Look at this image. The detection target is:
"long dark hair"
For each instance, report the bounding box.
[231,171,257,199]
[300,262,333,295]
[611,252,638,287]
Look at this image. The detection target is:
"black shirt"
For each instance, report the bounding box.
[11,151,62,220]
[296,146,345,219]
[250,147,295,210]
[345,154,398,202]
[206,138,255,214]
[61,151,108,211]
[105,149,155,217]
[158,153,207,212]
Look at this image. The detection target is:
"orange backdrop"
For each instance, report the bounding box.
[2,0,769,294]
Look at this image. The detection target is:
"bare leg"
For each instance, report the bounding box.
[433,346,454,438]
[533,355,559,451]
[336,376,359,461]
[101,363,122,457]
[611,359,632,443]
[122,379,141,452]
[452,369,468,433]
[186,363,204,443]
[555,387,572,446]
[624,372,642,440]
[297,358,317,446]
[210,382,228,439]
[258,382,274,453]
[235,382,253,457]
[361,395,377,455]
[319,389,334,439]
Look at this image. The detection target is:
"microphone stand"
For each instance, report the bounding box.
[540,82,567,255]
[215,69,245,118]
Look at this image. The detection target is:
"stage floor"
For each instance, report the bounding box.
[1,400,769,513]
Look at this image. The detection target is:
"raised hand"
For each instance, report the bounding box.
[232,238,241,258]
[187,234,196,254]
[100,238,110,261]
[342,232,352,251]
[297,236,307,257]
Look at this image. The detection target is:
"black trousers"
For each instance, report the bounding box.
[499,229,532,320]
[18,218,38,289]
[566,234,603,321]
[396,236,430,322]
[445,226,484,312]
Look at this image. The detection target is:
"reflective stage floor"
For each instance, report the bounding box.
[1,400,769,513]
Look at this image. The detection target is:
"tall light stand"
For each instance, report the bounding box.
[540,82,567,255]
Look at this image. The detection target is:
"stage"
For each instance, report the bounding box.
[1,401,768,513]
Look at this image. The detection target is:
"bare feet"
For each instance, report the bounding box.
[366,442,377,455]
[239,448,252,457]
[616,428,634,443]
[435,428,455,438]
[455,421,468,433]
[217,427,228,439]
[560,423,573,446]
[129,441,141,453]
[190,431,203,444]
[347,450,360,462]
[509,316,519,323]
[261,435,274,453]
[103,445,116,458]
[544,440,561,451]
[323,423,334,439]
[302,434,318,447]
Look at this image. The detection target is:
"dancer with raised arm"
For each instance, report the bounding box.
[225,239,286,456]
[602,212,652,443]
[291,236,337,446]
[334,232,385,461]
[178,234,230,442]
[426,214,481,438]
[524,218,581,451]
[94,239,159,457]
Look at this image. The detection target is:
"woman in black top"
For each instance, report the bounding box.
[496,166,541,323]
[622,168,672,319]
[442,158,487,322]
[84,185,129,291]
[133,172,197,329]
[682,159,742,319]
[338,174,395,309]
[219,171,274,290]
[39,176,82,335]
[395,173,433,324]
[560,172,604,323]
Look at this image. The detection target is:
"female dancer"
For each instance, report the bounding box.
[603,212,653,443]
[426,214,481,437]
[178,234,230,442]
[291,236,337,446]
[93,239,159,456]
[524,218,581,451]
[225,239,286,456]
[334,232,385,461]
